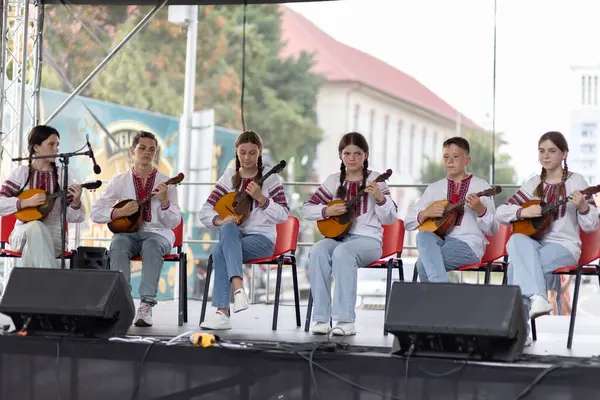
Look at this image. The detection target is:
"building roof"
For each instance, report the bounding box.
[279,6,481,131]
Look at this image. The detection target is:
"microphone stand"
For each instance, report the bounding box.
[12,150,91,270]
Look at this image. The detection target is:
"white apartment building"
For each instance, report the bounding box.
[570,65,600,185]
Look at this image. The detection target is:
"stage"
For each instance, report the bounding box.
[1,300,600,399]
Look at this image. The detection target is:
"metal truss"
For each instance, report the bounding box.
[0,0,42,295]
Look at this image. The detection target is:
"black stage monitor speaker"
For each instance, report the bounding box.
[385,282,527,362]
[73,246,108,270]
[0,268,134,338]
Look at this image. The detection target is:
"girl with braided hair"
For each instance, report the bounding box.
[199,130,290,330]
[0,125,85,268]
[302,132,398,336]
[497,131,598,344]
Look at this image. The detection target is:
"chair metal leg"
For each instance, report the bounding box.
[272,257,284,331]
[291,258,301,327]
[183,255,188,323]
[384,259,394,336]
[178,257,184,327]
[484,262,491,285]
[199,255,213,325]
[531,318,537,341]
[304,291,313,332]
[397,258,404,282]
[412,266,418,282]
[567,267,583,349]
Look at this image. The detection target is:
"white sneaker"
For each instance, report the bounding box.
[233,288,249,313]
[524,336,533,347]
[134,303,153,327]
[529,295,553,319]
[200,311,232,330]
[311,322,330,335]
[331,322,356,336]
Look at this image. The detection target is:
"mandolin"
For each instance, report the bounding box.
[512,185,600,239]
[418,186,502,238]
[15,180,103,222]
[317,169,393,240]
[107,173,184,234]
[214,160,287,223]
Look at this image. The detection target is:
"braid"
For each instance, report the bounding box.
[535,167,546,198]
[559,159,569,198]
[232,155,242,190]
[255,155,263,182]
[336,161,347,199]
[361,160,369,190]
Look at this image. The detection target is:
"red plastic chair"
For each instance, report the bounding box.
[303,219,406,335]
[531,227,600,348]
[0,214,76,262]
[199,216,301,330]
[456,224,511,284]
[411,225,511,284]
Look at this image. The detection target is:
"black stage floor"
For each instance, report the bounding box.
[1,301,600,399]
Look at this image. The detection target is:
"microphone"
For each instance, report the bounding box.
[86,134,101,175]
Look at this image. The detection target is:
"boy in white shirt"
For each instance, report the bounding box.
[91,131,181,327]
[405,137,498,282]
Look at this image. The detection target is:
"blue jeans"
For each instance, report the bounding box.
[506,233,575,333]
[211,222,274,309]
[309,234,382,323]
[415,230,479,282]
[109,231,172,306]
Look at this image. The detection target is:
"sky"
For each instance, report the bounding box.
[287,0,600,182]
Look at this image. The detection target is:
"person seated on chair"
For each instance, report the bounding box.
[405,137,498,283]
[302,132,398,336]
[496,131,598,342]
[0,125,85,268]
[198,130,289,330]
[90,131,181,327]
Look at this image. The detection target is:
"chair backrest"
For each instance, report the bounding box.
[579,227,600,265]
[172,217,184,248]
[481,224,512,263]
[0,214,16,244]
[272,216,300,257]
[380,219,405,259]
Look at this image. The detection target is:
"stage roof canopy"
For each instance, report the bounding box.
[44,0,334,4]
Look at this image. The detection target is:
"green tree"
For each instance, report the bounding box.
[420,131,518,205]
[73,4,323,181]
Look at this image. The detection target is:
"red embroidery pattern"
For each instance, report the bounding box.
[447,175,472,227]
[132,169,157,223]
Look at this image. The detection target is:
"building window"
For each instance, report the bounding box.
[396,120,404,174]
[432,131,439,158]
[409,124,416,175]
[588,76,593,106]
[582,144,597,153]
[369,109,376,147]
[353,104,360,131]
[383,114,389,168]
[582,76,586,105]
[421,127,427,170]
[588,176,595,185]
[582,123,597,139]
[582,160,596,170]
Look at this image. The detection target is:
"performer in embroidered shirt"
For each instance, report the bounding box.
[405,137,498,282]
[90,131,181,327]
[302,132,398,336]
[198,130,289,330]
[496,131,598,342]
[0,125,85,268]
